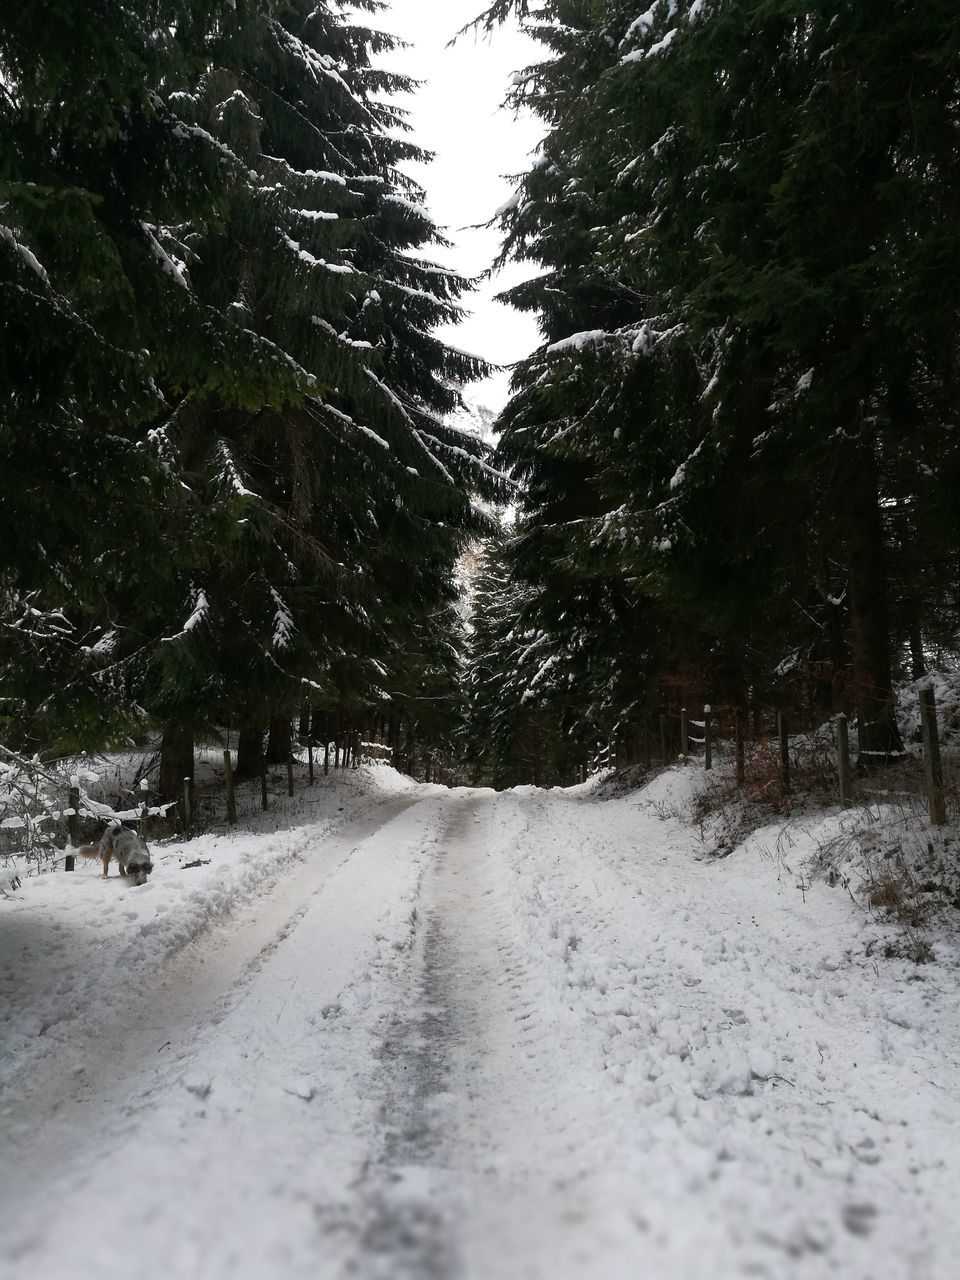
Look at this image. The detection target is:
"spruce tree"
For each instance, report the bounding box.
[0,1,251,750]
[140,0,503,792]
[1,0,505,780]
[476,0,960,766]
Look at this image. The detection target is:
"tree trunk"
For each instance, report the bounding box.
[810,586,849,714]
[159,724,194,803]
[235,725,264,779]
[266,716,292,765]
[841,436,903,760]
[908,615,926,682]
[309,705,326,747]
[826,595,850,700]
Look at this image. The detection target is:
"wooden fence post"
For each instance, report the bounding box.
[223,750,237,825]
[183,777,193,839]
[324,738,330,776]
[260,759,269,812]
[680,708,689,758]
[308,742,314,786]
[286,753,294,798]
[703,705,713,771]
[67,780,80,847]
[836,713,852,809]
[735,712,746,788]
[777,712,791,795]
[138,778,150,837]
[919,685,946,826]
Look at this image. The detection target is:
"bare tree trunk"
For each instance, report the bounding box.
[810,587,849,713]
[310,705,326,746]
[908,615,926,681]
[159,724,195,803]
[266,716,292,765]
[236,725,264,779]
[842,436,903,760]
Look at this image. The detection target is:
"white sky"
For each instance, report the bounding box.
[369,0,545,412]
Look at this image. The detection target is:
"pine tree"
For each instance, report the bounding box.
[1,0,506,778]
[0,1,252,750]
[475,0,960,766]
[464,537,549,787]
[139,0,504,792]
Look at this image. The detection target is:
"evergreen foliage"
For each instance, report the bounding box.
[0,1,502,783]
[467,0,960,781]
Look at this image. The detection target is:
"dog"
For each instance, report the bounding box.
[0,870,21,898]
[77,825,154,885]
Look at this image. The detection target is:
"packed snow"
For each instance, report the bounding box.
[2,763,959,1279]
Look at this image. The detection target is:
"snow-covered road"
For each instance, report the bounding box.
[3,770,960,1279]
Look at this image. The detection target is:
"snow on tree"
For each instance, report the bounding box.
[469,0,960,776]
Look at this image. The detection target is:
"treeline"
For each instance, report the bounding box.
[0,2,503,795]
[464,0,960,787]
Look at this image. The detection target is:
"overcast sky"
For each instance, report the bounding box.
[369,1,545,412]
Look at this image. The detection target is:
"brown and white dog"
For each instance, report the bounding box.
[77,825,154,885]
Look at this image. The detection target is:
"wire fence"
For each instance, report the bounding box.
[605,686,956,827]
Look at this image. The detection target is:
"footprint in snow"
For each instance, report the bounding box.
[842,1203,878,1237]
[852,1138,882,1165]
[283,1078,316,1102]
[183,1075,213,1101]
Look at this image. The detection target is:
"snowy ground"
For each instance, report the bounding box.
[2,764,959,1279]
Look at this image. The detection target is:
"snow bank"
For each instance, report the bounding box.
[0,764,419,1089]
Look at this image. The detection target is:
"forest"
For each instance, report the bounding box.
[464,0,960,788]
[2,0,959,800]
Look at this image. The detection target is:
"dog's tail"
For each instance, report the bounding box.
[76,845,102,859]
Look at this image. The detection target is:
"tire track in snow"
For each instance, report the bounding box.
[350,787,605,1280]
[426,790,649,1280]
[350,795,478,1279]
